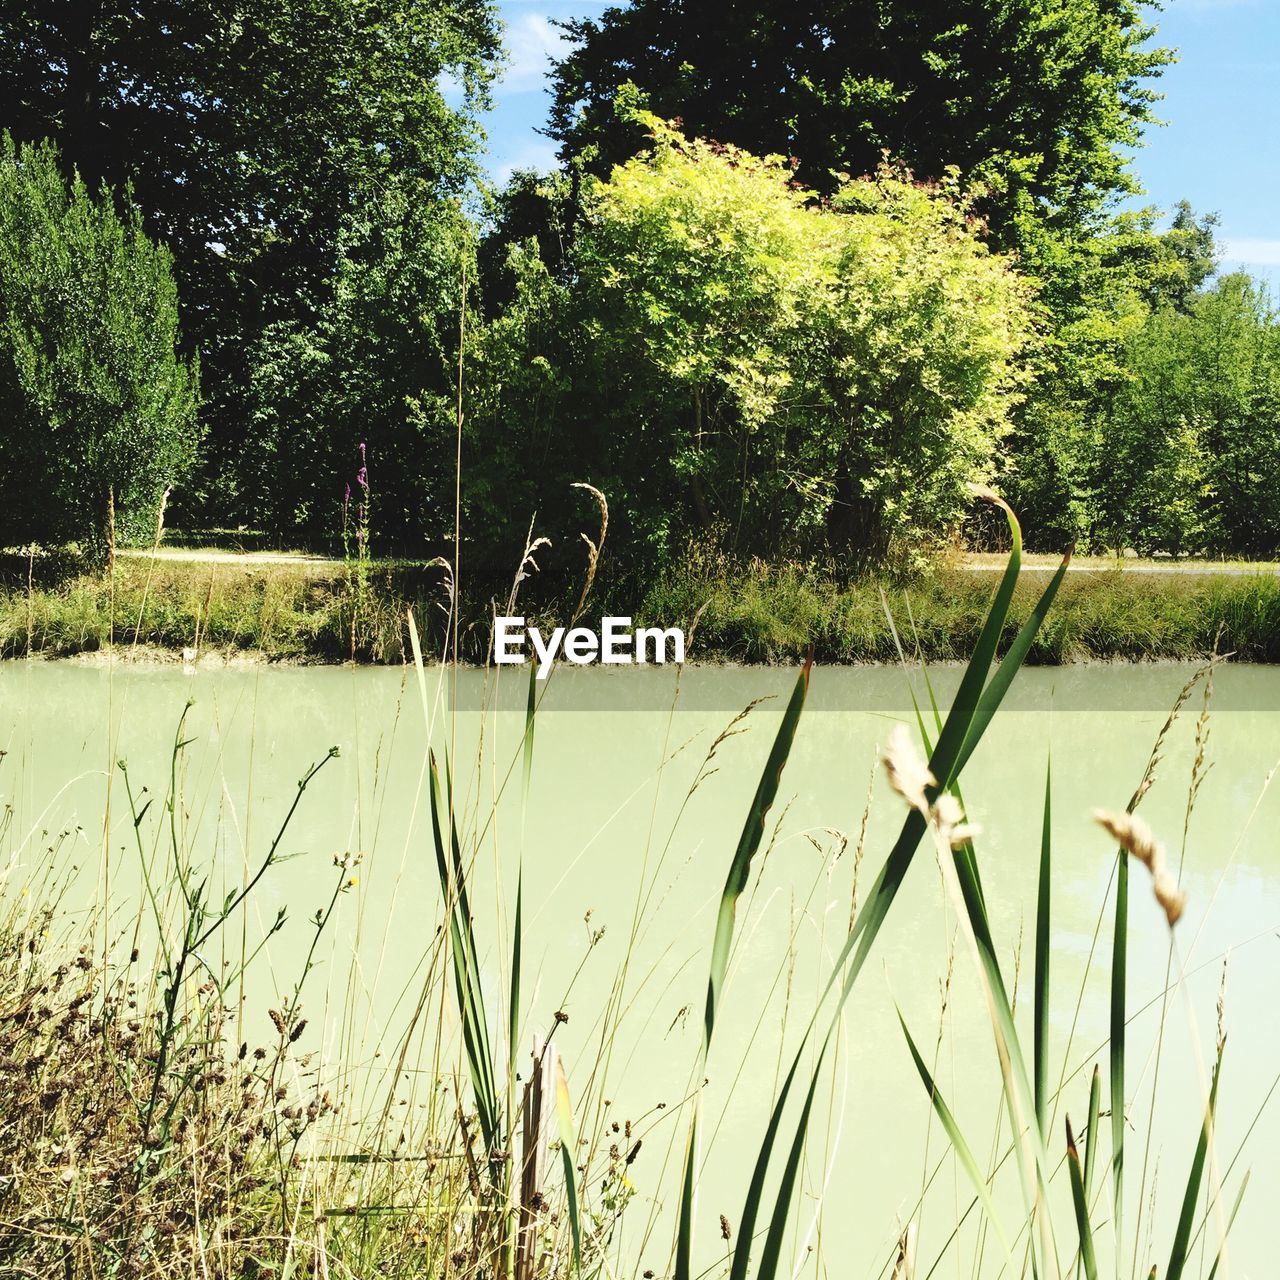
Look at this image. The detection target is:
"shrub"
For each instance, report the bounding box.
[0,134,199,558]
[474,119,1036,575]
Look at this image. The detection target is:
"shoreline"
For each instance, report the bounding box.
[6,647,1232,671]
[1,552,1277,666]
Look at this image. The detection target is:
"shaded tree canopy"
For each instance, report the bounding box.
[0,0,501,521]
[549,0,1171,249]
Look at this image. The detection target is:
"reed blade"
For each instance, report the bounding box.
[1066,1118,1099,1280]
[844,502,1066,1000]
[675,654,812,1280]
[428,751,500,1152]
[946,825,1060,1277]
[952,544,1072,781]
[728,1050,809,1280]
[1035,755,1052,1136]
[1083,1064,1102,1198]
[753,1069,823,1280]
[1167,1048,1224,1280]
[512,664,537,1086]
[899,1008,1013,1263]
[731,511,1069,1280]
[1110,838,1129,1246]
[554,1053,582,1273]
[704,654,813,1047]
[1206,1170,1249,1280]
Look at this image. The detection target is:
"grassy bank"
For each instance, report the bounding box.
[0,550,436,662]
[647,558,1280,663]
[3,548,1280,663]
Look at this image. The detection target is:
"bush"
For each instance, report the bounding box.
[0,134,199,558]
[1104,274,1280,556]
[472,119,1036,576]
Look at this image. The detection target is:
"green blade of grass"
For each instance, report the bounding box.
[512,663,537,1082]
[554,1053,582,1274]
[944,827,1059,1278]
[1206,1170,1249,1280]
[728,1051,808,1280]
[1035,756,1052,1137]
[1167,1047,1224,1280]
[952,546,1073,783]
[730,512,1070,1280]
[844,505,1071,1002]
[899,1009,1013,1263]
[704,654,813,1047]
[753,1055,824,1280]
[1110,837,1129,1247]
[1076,1068,1102,1280]
[428,751,500,1153]
[1083,1064,1102,1198]
[1066,1118,1099,1280]
[676,654,812,1280]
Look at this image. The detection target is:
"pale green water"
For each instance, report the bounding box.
[1,660,1277,1279]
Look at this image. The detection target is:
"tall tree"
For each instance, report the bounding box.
[549,0,1170,251]
[0,134,199,557]
[0,0,500,524]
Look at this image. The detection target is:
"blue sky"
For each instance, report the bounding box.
[479,0,1279,279]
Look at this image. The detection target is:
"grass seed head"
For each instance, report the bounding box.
[883,724,934,814]
[1092,808,1186,926]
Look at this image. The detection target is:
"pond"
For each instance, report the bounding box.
[1,659,1275,1278]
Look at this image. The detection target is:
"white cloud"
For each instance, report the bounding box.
[500,13,570,93]
[1222,238,1280,268]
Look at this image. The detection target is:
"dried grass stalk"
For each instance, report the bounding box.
[1093,809,1187,927]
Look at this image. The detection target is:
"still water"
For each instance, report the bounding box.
[1,659,1277,1278]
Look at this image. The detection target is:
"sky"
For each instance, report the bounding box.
[479,0,1280,280]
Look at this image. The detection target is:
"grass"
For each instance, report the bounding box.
[642,554,1280,663]
[0,749,476,1280]
[4,541,1280,664]
[0,549,439,662]
[0,499,1273,1279]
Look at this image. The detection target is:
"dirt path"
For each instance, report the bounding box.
[119,546,336,567]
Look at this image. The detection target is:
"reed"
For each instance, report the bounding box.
[0,489,1270,1280]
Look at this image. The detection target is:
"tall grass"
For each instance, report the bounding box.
[0,488,1272,1280]
[9,542,1280,664]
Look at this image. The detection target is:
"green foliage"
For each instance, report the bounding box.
[473,122,1035,571]
[0,0,501,527]
[1103,274,1280,556]
[1004,204,1222,552]
[0,134,199,555]
[246,188,474,547]
[550,0,1170,250]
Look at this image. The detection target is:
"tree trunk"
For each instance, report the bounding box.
[689,386,713,529]
[826,459,889,567]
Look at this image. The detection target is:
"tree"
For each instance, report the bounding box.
[1001,201,1221,550]
[1101,274,1280,556]
[471,120,1036,571]
[0,0,501,524]
[246,185,474,548]
[0,134,199,556]
[549,0,1170,251]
